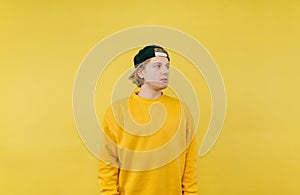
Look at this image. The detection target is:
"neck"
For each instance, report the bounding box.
[138,85,162,99]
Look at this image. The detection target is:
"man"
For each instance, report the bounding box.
[98,45,198,195]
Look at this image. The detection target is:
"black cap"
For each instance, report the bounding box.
[133,45,170,68]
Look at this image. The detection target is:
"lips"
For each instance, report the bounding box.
[160,78,168,82]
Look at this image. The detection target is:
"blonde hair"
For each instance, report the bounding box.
[128,59,150,87]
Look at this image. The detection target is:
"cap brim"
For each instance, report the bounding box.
[128,69,136,80]
[128,63,142,80]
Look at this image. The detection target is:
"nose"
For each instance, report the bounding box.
[161,65,169,75]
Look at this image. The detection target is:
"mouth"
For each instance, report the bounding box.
[160,78,168,83]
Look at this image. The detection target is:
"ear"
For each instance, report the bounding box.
[137,68,144,78]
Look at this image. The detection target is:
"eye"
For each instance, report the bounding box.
[154,64,161,69]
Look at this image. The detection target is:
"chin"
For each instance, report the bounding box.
[145,81,168,90]
[156,84,168,90]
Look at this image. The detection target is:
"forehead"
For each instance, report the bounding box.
[149,56,170,64]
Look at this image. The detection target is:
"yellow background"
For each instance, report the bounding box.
[1,0,300,194]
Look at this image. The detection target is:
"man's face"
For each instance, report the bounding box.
[140,56,170,90]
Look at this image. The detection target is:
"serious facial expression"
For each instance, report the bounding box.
[141,57,170,90]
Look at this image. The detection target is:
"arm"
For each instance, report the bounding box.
[98,106,120,195]
[182,137,198,195]
[98,161,119,195]
[182,105,198,195]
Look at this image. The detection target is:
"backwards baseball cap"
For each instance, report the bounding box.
[128,45,170,80]
[133,45,170,68]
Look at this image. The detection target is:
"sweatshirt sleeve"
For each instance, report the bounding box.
[98,106,120,195]
[182,137,198,194]
[182,105,198,195]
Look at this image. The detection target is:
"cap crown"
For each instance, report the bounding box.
[133,45,170,68]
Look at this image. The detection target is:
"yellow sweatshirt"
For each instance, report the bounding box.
[98,92,198,195]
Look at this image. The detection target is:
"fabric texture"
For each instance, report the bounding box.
[98,92,198,195]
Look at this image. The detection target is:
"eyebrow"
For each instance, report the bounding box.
[152,62,170,66]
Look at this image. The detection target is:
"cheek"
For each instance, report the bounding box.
[144,70,157,79]
[149,72,160,79]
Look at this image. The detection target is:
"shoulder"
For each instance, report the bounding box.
[162,94,181,105]
[111,97,129,107]
[103,97,129,116]
[163,94,178,101]
[163,95,190,110]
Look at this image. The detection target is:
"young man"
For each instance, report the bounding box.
[98,45,198,195]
